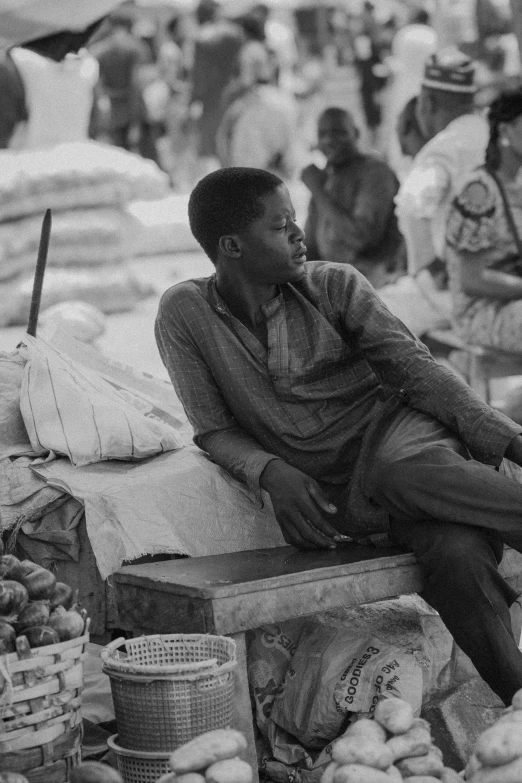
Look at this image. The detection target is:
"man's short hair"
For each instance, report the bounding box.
[188,167,283,261]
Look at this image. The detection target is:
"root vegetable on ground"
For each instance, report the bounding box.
[386,726,432,761]
[331,736,393,769]
[205,757,253,783]
[374,697,414,735]
[475,721,522,767]
[396,747,444,778]
[333,763,393,783]
[169,730,248,774]
[343,718,387,744]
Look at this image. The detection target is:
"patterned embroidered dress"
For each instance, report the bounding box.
[446,166,522,351]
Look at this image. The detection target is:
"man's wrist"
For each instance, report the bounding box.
[259,458,285,491]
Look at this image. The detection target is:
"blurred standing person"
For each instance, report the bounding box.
[381,9,438,177]
[352,1,388,150]
[156,15,190,184]
[0,51,27,148]
[90,12,150,152]
[301,107,404,289]
[395,50,488,281]
[217,38,298,178]
[188,0,244,173]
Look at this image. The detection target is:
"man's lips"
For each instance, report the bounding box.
[293,246,307,260]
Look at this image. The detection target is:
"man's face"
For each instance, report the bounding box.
[317,111,358,165]
[235,184,307,286]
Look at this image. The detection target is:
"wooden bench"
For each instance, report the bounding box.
[113,544,522,781]
[426,329,522,404]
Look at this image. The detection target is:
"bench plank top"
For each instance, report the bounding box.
[113,544,414,599]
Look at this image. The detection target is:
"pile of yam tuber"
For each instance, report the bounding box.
[464,687,522,781]
[157,728,253,783]
[322,696,461,782]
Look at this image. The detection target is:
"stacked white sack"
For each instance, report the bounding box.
[0,141,169,325]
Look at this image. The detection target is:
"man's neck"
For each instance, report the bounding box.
[215,272,278,328]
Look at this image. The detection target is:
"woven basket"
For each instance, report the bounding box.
[101,634,237,752]
[107,734,171,783]
[0,626,89,783]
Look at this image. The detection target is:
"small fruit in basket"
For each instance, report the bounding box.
[0,555,24,582]
[22,625,60,648]
[69,762,123,782]
[15,600,50,633]
[0,619,16,652]
[0,580,29,619]
[21,566,56,601]
[0,773,29,783]
[48,606,85,641]
[169,729,248,774]
[49,581,74,611]
[205,757,253,783]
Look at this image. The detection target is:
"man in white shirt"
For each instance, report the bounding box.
[395,49,489,278]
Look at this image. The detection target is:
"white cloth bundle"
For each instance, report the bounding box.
[0,141,170,222]
[19,335,184,466]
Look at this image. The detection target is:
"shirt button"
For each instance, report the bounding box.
[270,374,278,381]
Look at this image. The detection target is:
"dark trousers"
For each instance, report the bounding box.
[365,407,522,705]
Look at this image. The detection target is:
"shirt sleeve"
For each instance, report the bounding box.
[395,155,451,221]
[155,294,281,498]
[446,176,500,255]
[326,162,398,254]
[328,265,522,464]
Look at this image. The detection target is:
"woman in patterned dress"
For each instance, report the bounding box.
[445,89,522,351]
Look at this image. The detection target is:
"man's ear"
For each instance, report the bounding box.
[219,235,242,258]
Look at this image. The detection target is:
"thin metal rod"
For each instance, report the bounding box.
[27,208,52,337]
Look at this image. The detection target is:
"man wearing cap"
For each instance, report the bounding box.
[394,49,488,284]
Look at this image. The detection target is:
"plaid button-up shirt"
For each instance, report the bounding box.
[155,261,521,534]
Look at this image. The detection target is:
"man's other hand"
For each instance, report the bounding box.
[300,164,326,193]
[260,459,341,549]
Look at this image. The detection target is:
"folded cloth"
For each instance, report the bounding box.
[32,446,286,579]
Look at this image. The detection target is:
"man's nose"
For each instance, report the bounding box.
[290,220,305,241]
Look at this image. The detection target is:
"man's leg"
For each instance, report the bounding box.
[366,410,522,552]
[389,516,522,705]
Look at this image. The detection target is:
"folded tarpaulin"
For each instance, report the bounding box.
[32,446,286,579]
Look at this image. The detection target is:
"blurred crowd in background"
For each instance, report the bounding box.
[1,0,520,192]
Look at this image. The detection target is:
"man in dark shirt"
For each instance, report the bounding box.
[0,52,27,148]
[301,107,404,288]
[156,166,522,705]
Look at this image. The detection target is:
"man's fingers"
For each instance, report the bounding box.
[308,482,337,514]
[280,518,318,550]
[292,513,336,549]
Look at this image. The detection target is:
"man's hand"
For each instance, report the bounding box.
[300,164,326,194]
[260,459,343,549]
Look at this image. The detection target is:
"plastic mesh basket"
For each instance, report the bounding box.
[107,734,171,783]
[101,634,237,752]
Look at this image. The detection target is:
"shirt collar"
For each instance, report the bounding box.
[208,275,285,318]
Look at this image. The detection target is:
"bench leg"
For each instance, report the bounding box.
[230,632,259,783]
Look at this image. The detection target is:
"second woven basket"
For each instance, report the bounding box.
[101,633,237,752]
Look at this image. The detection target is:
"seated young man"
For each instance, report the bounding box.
[301,106,404,289]
[155,166,522,706]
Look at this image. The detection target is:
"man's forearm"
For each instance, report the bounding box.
[198,426,280,498]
